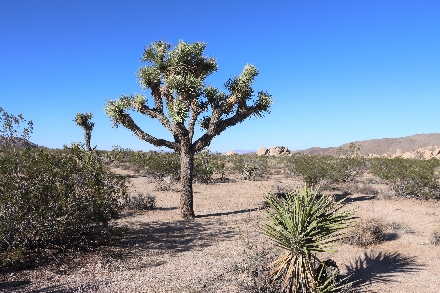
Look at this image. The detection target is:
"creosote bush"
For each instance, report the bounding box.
[370,157,440,199]
[230,153,269,180]
[0,143,128,267]
[282,149,366,190]
[344,217,385,247]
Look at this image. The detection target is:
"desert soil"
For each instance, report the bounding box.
[1,169,440,293]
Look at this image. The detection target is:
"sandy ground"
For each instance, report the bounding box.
[1,169,440,293]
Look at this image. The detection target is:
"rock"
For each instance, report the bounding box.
[268,146,290,156]
[224,151,238,156]
[401,152,415,159]
[424,150,432,160]
[433,148,440,156]
[396,149,403,156]
[256,147,268,156]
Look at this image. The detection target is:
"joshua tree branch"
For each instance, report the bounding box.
[192,106,256,153]
[118,112,179,151]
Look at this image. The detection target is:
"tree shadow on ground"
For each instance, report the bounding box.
[333,193,375,203]
[343,250,423,287]
[197,207,261,218]
[0,280,31,292]
[0,215,240,292]
[113,216,237,256]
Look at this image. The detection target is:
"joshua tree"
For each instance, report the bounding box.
[74,112,94,151]
[104,40,273,219]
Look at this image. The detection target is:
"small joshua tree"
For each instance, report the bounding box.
[74,112,95,151]
[104,40,272,218]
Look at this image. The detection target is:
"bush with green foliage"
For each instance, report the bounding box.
[369,157,440,199]
[229,153,270,180]
[283,144,366,189]
[283,154,333,188]
[0,143,128,267]
[193,150,226,183]
[262,187,355,293]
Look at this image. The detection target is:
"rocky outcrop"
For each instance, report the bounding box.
[257,146,291,156]
[224,151,238,156]
[256,147,268,156]
[388,146,440,160]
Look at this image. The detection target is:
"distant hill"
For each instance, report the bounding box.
[0,136,40,148]
[299,133,440,156]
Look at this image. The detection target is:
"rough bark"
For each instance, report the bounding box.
[180,142,195,219]
[84,131,92,151]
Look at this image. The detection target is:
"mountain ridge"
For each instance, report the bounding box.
[298,133,440,156]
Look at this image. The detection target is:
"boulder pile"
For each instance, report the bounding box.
[256,146,291,156]
[254,145,440,160]
[366,146,440,160]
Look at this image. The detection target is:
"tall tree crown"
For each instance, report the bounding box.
[104,40,272,153]
[74,112,94,132]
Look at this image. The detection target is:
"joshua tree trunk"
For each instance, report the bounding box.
[84,130,92,151]
[180,141,195,219]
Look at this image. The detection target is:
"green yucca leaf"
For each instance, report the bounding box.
[262,186,355,293]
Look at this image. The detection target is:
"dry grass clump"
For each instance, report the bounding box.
[349,182,378,195]
[122,192,156,211]
[430,226,440,245]
[344,217,385,247]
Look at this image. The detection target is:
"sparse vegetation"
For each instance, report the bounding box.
[3,106,440,292]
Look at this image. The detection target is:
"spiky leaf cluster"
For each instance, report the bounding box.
[74,112,95,132]
[263,187,354,292]
[104,40,273,153]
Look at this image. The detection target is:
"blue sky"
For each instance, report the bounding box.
[1,0,439,152]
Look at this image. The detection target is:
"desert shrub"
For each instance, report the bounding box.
[230,154,269,180]
[282,154,333,188]
[143,151,180,181]
[0,143,128,267]
[330,143,367,183]
[122,192,156,210]
[263,186,355,292]
[369,157,440,199]
[282,144,367,190]
[193,150,227,183]
[108,146,228,184]
[340,182,378,195]
[344,217,385,247]
[430,226,440,246]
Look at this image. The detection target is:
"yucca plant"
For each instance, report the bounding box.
[262,186,355,293]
